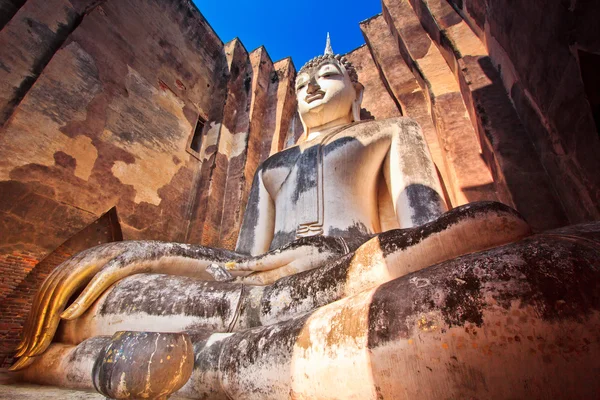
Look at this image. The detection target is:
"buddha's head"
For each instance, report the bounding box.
[295,35,364,136]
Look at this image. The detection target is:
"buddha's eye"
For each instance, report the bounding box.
[319,71,339,79]
[296,83,306,91]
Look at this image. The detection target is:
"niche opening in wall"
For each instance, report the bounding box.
[578,49,600,138]
[187,114,206,159]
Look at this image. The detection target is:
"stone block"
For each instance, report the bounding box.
[405,0,567,230]
[447,0,600,222]
[268,58,297,156]
[382,0,497,206]
[344,44,401,121]
[0,0,25,29]
[361,14,454,206]
[189,39,252,248]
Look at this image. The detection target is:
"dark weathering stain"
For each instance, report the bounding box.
[328,221,374,251]
[0,59,11,73]
[377,201,522,257]
[291,145,319,203]
[235,236,351,327]
[67,336,110,365]
[54,151,77,170]
[506,234,600,321]
[261,145,300,171]
[244,74,251,92]
[116,131,135,143]
[269,229,296,251]
[255,252,355,322]
[99,274,241,323]
[367,222,600,349]
[235,169,263,255]
[66,337,110,385]
[219,311,312,395]
[439,270,483,326]
[403,183,446,226]
[323,136,356,157]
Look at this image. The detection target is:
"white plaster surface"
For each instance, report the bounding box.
[0,384,103,399]
[0,383,192,399]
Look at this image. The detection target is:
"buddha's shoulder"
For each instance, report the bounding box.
[357,116,420,131]
[341,117,421,139]
[260,144,301,172]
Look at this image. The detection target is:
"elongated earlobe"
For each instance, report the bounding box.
[300,113,309,141]
[352,82,364,122]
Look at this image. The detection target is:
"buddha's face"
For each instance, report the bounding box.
[295,60,358,130]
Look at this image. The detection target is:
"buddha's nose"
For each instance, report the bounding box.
[307,78,320,94]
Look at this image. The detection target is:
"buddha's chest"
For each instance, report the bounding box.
[261,131,390,202]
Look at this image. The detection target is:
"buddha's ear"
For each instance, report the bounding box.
[298,111,309,142]
[352,82,365,122]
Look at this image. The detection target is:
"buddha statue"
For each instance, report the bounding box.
[11,39,599,400]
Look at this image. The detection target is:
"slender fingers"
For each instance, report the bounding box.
[240,263,300,285]
[16,276,49,351]
[11,255,81,367]
[15,264,67,357]
[31,260,106,356]
[15,243,128,361]
[25,256,84,357]
[15,282,47,353]
[19,255,75,345]
[60,253,137,320]
[29,243,130,355]
[226,244,322,272]
[9,355,34,371]
[11,244,120,369]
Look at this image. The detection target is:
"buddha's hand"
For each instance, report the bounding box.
[226,236,350,285]
[10,241,243,370]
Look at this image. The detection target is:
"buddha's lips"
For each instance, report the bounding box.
[305,91,325,103]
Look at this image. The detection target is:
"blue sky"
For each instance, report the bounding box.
[193,0,383,68]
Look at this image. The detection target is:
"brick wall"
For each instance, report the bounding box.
[0,251,40,303]
[0,248,72,367]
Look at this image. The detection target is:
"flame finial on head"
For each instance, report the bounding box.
[324,32,333,55]
[298,33,359,84]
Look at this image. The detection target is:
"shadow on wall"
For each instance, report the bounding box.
[360,108,376,121]
[467,56,569,231]
[578,50,600,139]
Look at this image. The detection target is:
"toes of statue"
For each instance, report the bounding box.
[92,331,194,400]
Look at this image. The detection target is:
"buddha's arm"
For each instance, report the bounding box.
[235,165,275,256]
[384,118,448,228]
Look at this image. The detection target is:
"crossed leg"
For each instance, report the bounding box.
[18,202,531,392]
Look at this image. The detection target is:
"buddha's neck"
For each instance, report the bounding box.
[305,113,354,141]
